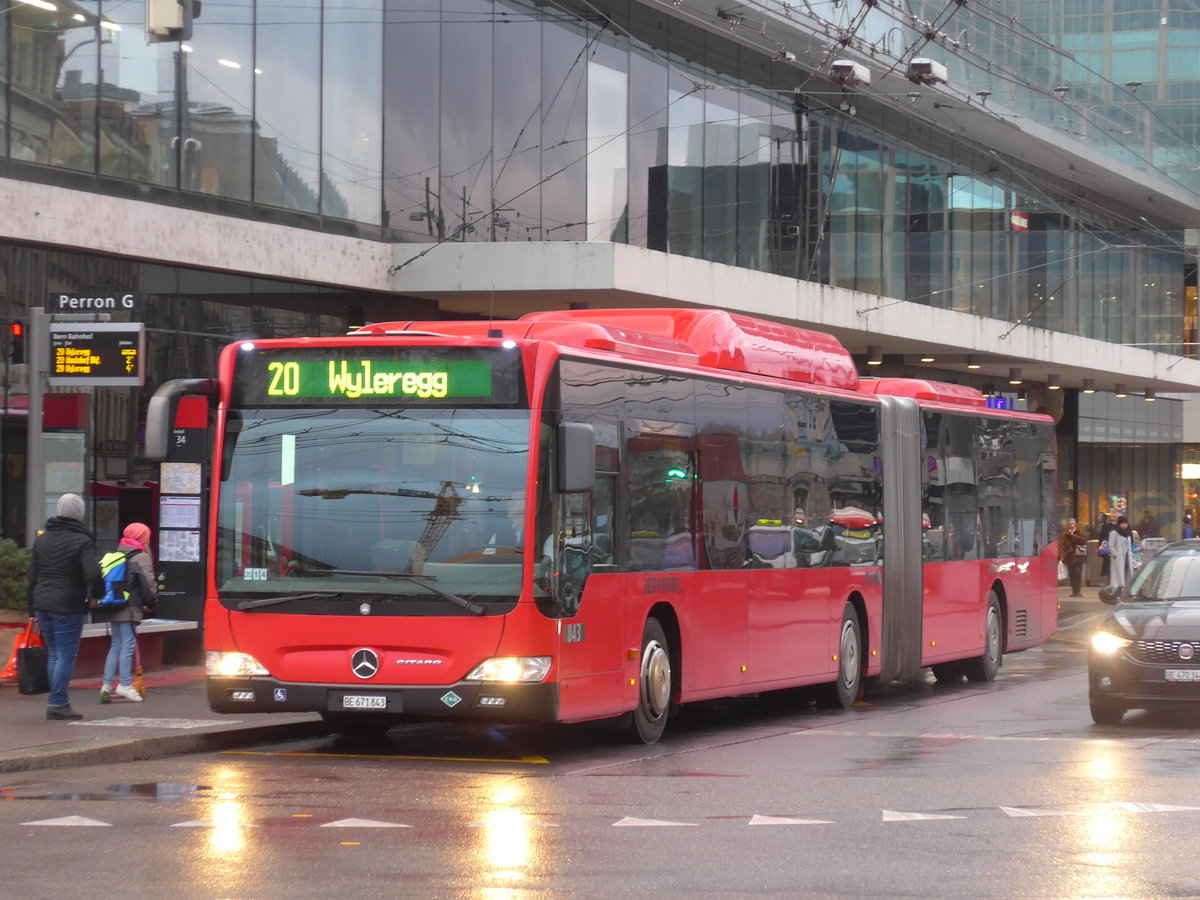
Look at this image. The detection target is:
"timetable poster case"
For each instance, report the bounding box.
[155,411,208,623]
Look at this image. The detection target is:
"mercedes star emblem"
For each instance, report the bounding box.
[351,648,380,679]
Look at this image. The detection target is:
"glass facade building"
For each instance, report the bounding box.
[0,0,1198,544]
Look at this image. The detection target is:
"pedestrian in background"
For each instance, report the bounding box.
[1184,515,1195,540]
[1058,518,1087,598]
[94,522,156,704]
[1107,515,1136,595]
[26,493,105,720]
[1138,511,1159,539]
[1097,509,1119,580]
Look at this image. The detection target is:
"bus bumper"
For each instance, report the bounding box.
[207,677,560,723]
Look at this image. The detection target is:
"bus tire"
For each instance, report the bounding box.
[630,617,672,744]
[816,603,862,709]
[962,593,1003,682]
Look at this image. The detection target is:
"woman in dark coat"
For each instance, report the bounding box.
[1058,518,1087,598]
[26,494,104,720]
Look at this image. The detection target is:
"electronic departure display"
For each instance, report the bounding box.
[48,323,145,386]
[232,346,523,406]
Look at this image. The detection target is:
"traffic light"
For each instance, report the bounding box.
[9,320,24,365]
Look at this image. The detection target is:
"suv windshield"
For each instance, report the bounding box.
[1127,551,1200,600]
[217,407,530,605]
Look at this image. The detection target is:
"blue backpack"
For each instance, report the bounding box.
[98,550,136,608]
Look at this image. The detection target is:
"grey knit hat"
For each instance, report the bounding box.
[55,493,85,522]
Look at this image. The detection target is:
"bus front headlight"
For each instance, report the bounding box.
[466,657,552,683]
[207,650,269,677]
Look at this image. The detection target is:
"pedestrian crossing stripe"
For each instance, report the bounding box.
[1002,807,1077,817]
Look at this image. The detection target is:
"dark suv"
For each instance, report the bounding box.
[1088,540,1200,725]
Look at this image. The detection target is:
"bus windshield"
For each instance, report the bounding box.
[217,406,530,605]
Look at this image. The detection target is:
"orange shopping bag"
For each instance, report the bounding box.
[1,618,41,682]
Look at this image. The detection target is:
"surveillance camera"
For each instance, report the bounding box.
[907,57,948,85]
[830,59,871,87]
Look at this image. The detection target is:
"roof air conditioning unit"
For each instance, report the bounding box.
[907,58,948,85]
[831,60,871,87]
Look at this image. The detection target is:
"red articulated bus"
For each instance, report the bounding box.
[145,308,1058,743]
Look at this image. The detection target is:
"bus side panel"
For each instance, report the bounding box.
[748,569,833,682]
[828,568,884,677]
[555,573,633,722]
[556,569,754,723]
[1002,547,1058,651]
[922,560,990,663]
[640,570,749,697]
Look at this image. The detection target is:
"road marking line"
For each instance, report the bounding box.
[882,810,965,822]
[21,816,111,826]
[794,730,1200,744]
[321,818,412,828]
[612,816,696,827]
[748,815,832,826]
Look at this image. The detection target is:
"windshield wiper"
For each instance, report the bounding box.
[297,568,486,616]
[235,592,341,611]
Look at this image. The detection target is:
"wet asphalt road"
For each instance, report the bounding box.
[5,612,1200,898]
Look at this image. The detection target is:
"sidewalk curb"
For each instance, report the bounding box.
[0,718,329,775]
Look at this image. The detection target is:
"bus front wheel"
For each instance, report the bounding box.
[816,603,862,709]
[630,617,672,744]
[962,593,1003,682]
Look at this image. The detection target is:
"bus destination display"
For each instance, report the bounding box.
[48,323,145,386]
[234,348,522,406]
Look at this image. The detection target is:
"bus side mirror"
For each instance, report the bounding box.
[557,422,594,493]
[145,378,217,460]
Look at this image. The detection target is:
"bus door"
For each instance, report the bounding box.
[551,419,626,720]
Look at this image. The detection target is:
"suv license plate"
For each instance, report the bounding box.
[342,695,387,710]
[1165,669,1200,682]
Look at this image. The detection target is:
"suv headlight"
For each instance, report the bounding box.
[207,650,269,677]
[1091,631,1133,655]
[466,657,552,683]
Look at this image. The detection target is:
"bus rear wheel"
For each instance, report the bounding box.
[962,593,1003,682]
[816,603,862,709]
[631,617,672,744]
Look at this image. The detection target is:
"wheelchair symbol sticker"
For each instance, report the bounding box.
[273,688,287,702]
